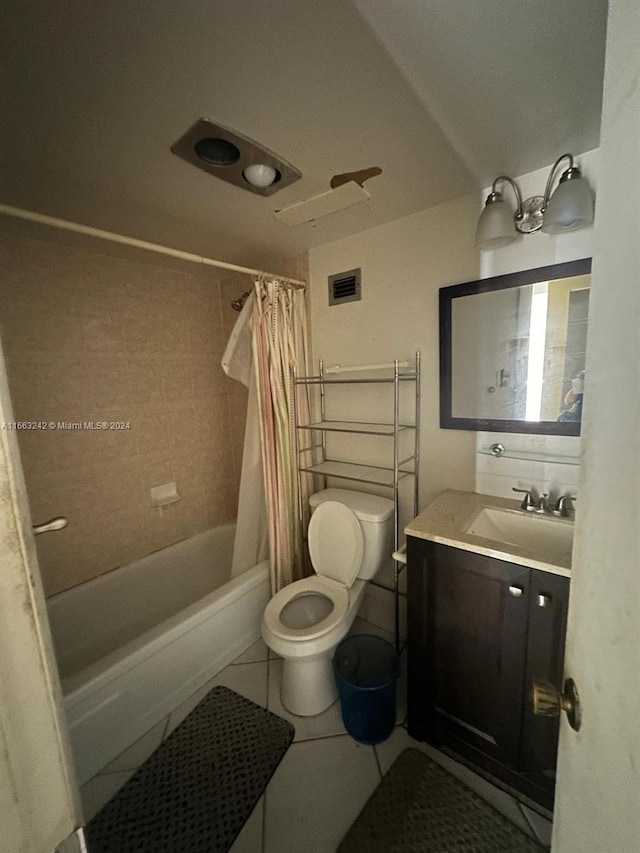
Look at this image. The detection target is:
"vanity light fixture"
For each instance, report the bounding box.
[475,153,594,250]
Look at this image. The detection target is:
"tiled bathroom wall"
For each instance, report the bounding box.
[475,431,580,503]
[0,232,251,596]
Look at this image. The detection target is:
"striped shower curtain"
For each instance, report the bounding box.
[252,277,311,594]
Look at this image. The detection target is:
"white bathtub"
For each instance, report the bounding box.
[47,525,270,785]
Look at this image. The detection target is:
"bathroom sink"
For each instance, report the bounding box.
[465,506,574,559]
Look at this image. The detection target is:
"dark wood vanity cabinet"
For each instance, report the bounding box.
[407,537,570,809]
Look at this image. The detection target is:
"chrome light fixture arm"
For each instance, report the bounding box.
[485,174,546,236]
[542,153,575,209]
[489,175,524,222]
[485,175,543,242]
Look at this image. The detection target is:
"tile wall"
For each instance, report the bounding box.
[0,232,251,596]
[475,432,580,503]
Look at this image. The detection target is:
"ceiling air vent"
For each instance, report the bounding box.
[328,268,361,306]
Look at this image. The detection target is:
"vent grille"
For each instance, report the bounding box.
[328,268,361,306]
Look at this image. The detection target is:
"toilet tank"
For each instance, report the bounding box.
[308,488,394,581]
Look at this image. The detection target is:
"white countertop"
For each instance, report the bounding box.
[405,490,572,578]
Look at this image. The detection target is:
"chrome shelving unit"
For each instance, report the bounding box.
[293,352,421,652]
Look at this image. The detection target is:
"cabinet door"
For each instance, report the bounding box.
[407,539,530,770]
[520,570,570,782]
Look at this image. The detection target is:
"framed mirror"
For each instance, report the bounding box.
[440,258,591,435]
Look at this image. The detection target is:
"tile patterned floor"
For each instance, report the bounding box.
[80,620,553,852]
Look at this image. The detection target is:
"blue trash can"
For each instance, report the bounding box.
[332,634,398,745]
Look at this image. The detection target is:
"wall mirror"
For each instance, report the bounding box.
[440,258,591,435]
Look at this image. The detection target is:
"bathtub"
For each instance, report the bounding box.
[47,524,270,785]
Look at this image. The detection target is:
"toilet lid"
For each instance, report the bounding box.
[308,501,363,588]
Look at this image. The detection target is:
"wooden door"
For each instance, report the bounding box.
[0,342,80,853]
[552,2,640,848]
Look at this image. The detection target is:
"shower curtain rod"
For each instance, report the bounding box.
[0,203,307,288]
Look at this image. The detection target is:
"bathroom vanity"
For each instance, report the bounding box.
[405,490,572,810]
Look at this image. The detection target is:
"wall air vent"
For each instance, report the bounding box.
[328,268,361,306]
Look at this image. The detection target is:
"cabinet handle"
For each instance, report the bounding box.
[537,593,552,607]
[508,585,524,597]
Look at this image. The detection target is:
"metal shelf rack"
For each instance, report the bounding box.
[293,352,421,652]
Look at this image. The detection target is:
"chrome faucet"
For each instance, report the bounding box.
[513,487,576,516]
[534,493,550,514]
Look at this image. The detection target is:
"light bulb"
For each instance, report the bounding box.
[243,164,278,188]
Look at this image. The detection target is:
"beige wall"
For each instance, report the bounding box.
[0,231,251,596]
[308,192,481,519]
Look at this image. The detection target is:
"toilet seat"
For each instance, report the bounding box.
[264,501,365,644]
[263,575,349,642]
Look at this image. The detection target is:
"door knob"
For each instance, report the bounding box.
[32,516,68,536]
[531,677,582,731]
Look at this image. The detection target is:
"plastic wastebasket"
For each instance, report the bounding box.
[332,634,398,745]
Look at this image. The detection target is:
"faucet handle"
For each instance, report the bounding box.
[512,487,536,511]
[553,494,576,517]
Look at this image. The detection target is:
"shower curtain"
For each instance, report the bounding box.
[222,291,268,578]
[222,277,311,593]
[253,277,311,594]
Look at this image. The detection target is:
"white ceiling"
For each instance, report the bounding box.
[0,0,607,268]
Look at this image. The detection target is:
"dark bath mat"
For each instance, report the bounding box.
[85,685,294,853]
[338,748,545,852]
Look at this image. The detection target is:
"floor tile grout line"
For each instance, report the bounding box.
[160,714,170,742]
[260,796,267,853]
[517,800,547,845]
[94,717,172,780]
[521,806,540,843]
[372,743,384,781]
[287,730,363,747]
[266,656,273,711]
[229,657,270,668]
[260,656,271,853]
[521,800,554,825]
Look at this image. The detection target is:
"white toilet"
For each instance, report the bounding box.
[261,488,394,716]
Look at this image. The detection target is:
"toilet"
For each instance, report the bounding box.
[261,488,394,716]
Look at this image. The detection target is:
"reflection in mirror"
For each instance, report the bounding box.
[440,259,591,435]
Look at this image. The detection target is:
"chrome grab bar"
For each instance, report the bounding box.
[32,516,68,536]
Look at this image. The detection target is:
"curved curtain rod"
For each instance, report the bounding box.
[0,203,307,288]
